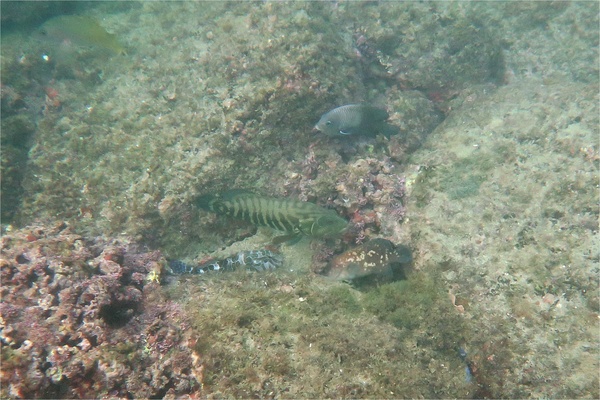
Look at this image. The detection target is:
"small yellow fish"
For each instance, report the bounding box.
[38,15,126,55]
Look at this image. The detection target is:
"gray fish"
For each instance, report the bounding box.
[196,190,348,240]
[314,104,399,137]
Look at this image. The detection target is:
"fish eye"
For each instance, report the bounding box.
[326,120,332,126]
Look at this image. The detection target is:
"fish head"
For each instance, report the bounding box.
[314,110,349,136]
[300,213,348,238]
[315,104,367,136]
[34,21,70,46]
[324,259,364,281]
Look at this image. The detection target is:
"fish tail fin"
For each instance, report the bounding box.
[219,189,254,201]
[363,105,389,121]
[394,244,413,264]
[381,123,400,138]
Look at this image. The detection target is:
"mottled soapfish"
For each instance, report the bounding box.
[323,238,412,281]
[196,190,348,243]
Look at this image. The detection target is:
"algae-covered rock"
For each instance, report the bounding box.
[168,268,470,398]
[1,115,37,222]
[406,80,599,398]
[336,2,505,92]
[0,223,202,398]
[1,2,598,397]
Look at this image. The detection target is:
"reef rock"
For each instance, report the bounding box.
[0,222,203,398]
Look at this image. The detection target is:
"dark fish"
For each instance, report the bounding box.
[324,238,412,281]
[168,249,283,275]
[314,104,399,137]
[196,190,348,239]
[458,348,474,383]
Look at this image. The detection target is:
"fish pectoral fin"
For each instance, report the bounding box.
[272,233,302,245]
[338,123,358,135]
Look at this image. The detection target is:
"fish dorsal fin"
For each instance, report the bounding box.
[196,189,255,210]
[219,189,256,201]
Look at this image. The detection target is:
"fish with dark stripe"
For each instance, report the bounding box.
[196,190,348,240]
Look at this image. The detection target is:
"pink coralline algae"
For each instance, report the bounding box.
[332,157,408,243]
[283,149,409,275]
[0,222,203,399]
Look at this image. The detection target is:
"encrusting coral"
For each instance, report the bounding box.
[0,222,202,399]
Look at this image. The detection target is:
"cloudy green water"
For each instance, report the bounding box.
[1,1,597,398]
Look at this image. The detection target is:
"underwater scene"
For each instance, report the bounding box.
[1,1,598,398]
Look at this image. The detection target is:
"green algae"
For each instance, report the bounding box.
[1,116,36,222]
[321,285,362,315]
[163,268,471,397]
[364,277,437,330]
[433,152,497,200]
[362,272,465,348]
